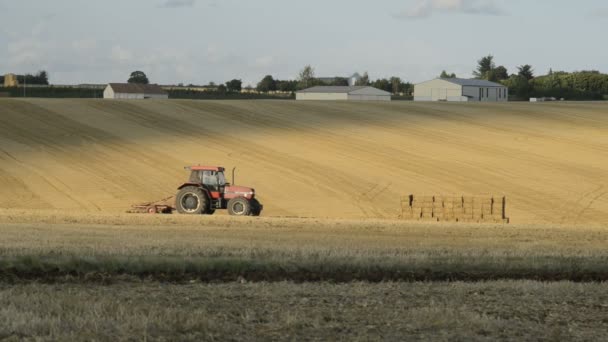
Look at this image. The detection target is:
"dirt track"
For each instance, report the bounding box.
[0,99,607,224]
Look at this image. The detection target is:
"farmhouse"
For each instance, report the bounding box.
[3,73,19,87]
[296,86,391,101]
[414,78,508,102]
[103,83,168,99]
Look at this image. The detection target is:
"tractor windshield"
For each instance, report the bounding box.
[200,170,227,187]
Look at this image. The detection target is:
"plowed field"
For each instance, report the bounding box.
[1,98,607,224]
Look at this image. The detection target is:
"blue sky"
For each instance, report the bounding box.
[0,0,606,85]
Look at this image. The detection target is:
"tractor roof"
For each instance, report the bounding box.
[186,166,225,172]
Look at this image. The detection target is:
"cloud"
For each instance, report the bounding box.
[158,0,196,8]
[394,0,507,19]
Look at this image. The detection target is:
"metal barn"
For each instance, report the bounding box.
[414,78,508,102]
[296,86,391,101]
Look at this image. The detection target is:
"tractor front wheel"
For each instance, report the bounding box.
[175,187,208,215]
[227,197,252,216]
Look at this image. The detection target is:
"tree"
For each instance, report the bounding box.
[356,72,369,86]
[390,77,402,94]
[217,84,227,94]
[277,80,298,92]
[473,55,496,79]
[298,65,316,89]
[34,70,49,85]
[225,79,242,92]
[257,75,277,93]
[372,78,391,92]
[518,65,534,80]
[440,70,456,78]
[494,66,509,81]
[17,71,50,85]
[128,71,149,84]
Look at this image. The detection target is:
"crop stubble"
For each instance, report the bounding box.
[0,99,607,223]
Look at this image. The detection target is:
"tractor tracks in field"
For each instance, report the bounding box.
[560,185,607,224]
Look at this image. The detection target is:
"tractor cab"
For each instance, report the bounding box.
[176,165,262,216]
[188,167,228,192]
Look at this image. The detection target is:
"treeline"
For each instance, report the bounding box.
[467,55,608,100]
[254,65,413,96]
[0,70,49,87]
[0,86,103,98]
[18,71,50,85]
[529,71,608,100]
[0,71,50,85]
[167,89,293,100]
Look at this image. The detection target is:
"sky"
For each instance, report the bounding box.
[0,0,607,86]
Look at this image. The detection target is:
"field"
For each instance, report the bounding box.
[0,99,607,223]
[1,211,608,340]
[1,99,608,340]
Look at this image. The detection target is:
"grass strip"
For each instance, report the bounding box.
[1,254,607,283]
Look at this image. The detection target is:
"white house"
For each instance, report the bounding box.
[414,78,508,102]
[296,86,391,101]
[103,83,169,99]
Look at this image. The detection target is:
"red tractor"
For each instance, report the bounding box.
[175,166,262,216]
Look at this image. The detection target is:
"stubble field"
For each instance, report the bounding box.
[0,99,607,223]
[0,211,608,340]
[1,99,608,340]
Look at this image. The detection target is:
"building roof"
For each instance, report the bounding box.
[438,78,505,87]
[296,86,391,95]
[107,83,168,95]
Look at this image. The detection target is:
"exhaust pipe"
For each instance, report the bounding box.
[232,167,236,185]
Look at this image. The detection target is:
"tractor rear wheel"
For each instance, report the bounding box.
[227,197,251,216]
[250,198,262,217]
[175,187,208,215]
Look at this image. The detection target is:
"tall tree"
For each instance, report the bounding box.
[494,66,509,81]
[276,80,298,92]
[128,71,149,84]
[356,72,370,86]
[440,70,456,78]
[473,55,496,79]
[298,65,316,89]
[35,70,49,85]
[372,78,391,92]
[390,77,402,94]
[256,75,277,93]
[225,79,242,92]
[518,65,534,80]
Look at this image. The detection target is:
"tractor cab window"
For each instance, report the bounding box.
[202,171,218,186]
[201,170,226,189]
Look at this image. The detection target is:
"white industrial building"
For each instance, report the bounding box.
[103,83,168,99]
[296,86,391,101]
[414,78,508,102]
